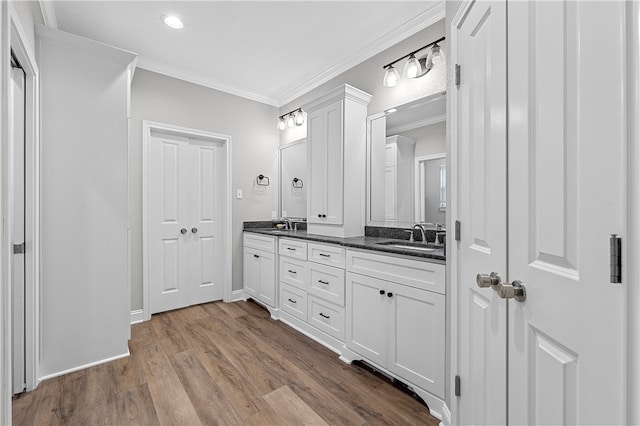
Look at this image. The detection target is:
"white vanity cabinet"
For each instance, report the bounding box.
[304,84,372,237]
[243,234,276,308]
[345,249,445,399]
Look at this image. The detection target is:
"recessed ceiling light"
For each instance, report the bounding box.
[163,15,184,30]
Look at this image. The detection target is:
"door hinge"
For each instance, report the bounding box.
[454,375,461,397]
[455,220,461,241]
[610,234,622,283]
[13,242,25,254]
[455,64,461,88]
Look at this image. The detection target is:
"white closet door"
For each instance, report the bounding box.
[188,141,224,305]
[455,1,508,424]
[507,2,626,424]
[149,135,191,313]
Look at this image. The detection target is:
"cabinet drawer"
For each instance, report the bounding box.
[280,283,307,321]
[279,238,307,260]
[308,242,345,268]
[308,263,345,306]
[346,249,445,294]
[308,296,345,341]
[280,257,307,290]
[243,233,276,253]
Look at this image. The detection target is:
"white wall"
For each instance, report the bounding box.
[37,26,135,377]
[130,69,279,306]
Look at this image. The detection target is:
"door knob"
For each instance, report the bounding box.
[191,227,198,233]
[496,280,526,302]
[476,272,502,288]
[180,228,187,234]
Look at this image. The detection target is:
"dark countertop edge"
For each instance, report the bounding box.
[243,228,445,263]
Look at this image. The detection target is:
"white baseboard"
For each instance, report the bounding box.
[278,310,345,356]
[230,289,248,302]
[39,350,130,382]
[130,309,145,324]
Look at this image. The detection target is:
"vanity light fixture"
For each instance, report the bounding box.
[277,108,305,131]
[382,36,445,87]
[163,15,184,29]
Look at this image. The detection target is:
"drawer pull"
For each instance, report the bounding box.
[319,253,331,258]
[287,247,296,251]
[288,269,297,274]
[319,312,330,319]
[287,298,297,304]
[253,254,259,259]
[318,280,329,285]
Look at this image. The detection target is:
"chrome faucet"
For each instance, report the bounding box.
[281,218,292,230]
[412,224,427,243]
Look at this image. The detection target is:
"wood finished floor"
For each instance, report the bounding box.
[12,300,439,425]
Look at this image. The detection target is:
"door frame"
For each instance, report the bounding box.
[2,0,41,401]
[449,1,639,425]
[142,121,232,321]
[627,1,640,424]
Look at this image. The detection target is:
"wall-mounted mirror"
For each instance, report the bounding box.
[279,138,307,219]
[367,91,446,226]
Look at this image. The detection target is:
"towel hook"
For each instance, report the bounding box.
[292,177,303,188]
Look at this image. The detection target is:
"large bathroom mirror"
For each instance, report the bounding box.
[279,138,307,219]
[367,91,446,226]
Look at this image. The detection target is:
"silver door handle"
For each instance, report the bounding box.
[496,280,526,302]
[476,272,502,288]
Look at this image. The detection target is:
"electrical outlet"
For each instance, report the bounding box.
[236,189,243,199]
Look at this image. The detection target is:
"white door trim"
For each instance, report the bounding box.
[627,1,640,423]
[142,121,232,321]
[447,2,472,424]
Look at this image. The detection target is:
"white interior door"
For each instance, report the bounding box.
[188,140,224,305]
[455,1,508,424]
[10,60,25,395]
[507,2,627,424]
[148,132,224,314]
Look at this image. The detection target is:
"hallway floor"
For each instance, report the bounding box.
[12,300,438,425]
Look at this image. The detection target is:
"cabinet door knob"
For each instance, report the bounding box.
[318,214,322,218]
[387,292,393,298]
[253,254,259,259]
[180,228,187,234]
[379,290,386,295]
[191,227,198,234]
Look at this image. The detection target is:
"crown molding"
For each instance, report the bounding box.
[36,25,137,66]
[39,0,57,28]
[302,84,372,113]
[277,1,445,107]
[136,57,280,107]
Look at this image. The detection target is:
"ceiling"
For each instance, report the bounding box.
[50,1,444,106]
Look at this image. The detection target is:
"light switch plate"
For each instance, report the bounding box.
[236,189,243,199]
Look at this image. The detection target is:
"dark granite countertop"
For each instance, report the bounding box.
[243,228,445,263]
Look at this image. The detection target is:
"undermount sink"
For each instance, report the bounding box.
[375,241,441,252]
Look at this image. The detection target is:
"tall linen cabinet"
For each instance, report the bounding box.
[304,85,372,237]
[37,25,137,378]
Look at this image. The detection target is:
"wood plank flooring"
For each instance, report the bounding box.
[12,300,439,425]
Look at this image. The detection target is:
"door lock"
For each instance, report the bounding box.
[476,272,526,302]
[476,272,502,288]
[496,280,526,302]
